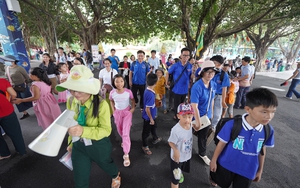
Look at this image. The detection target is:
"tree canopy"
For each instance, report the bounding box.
[18,0,300,60]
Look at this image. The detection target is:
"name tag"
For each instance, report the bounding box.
[83,138,92,146]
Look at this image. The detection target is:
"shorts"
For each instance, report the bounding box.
[210,162,252,188]
[170,159,190,185]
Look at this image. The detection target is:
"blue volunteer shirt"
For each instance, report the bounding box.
[212,70,230,94]
[217,113,275,180]
[190,79,216,119]
[142,88,156,120]
[130,61,150,85]
[168,62,192,95]
[108,55,120,71]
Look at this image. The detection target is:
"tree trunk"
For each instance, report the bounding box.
[21,21,31,59]
[255,45,268,72]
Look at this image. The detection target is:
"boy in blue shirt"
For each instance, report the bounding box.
[142,73,162,155]
[210,88,277,188]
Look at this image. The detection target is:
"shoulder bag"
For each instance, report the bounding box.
[103,71,113,93]
[6,67,25,92]
[170,63,188,90]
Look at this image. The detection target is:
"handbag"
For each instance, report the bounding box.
[170,63,188,90]
[192,87,213,135]
[103,71,113,93]
[6,67,25,92]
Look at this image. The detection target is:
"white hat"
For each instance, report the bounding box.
[198,60,217,75]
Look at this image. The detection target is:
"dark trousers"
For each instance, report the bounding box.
[173,93,187,118]
[234,86,250,108]
[72,137,118,188]
[197,126,210,156]
[0,112,26,156]
[210,162,252,188]
[168,90,174,109]
[131,84,146,109]
[16,83,33,113]
[142,119,158,147]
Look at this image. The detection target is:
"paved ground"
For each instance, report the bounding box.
[0,61,300,188]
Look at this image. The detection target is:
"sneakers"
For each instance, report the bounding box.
[199,155,211,166]
[152,137,162,144]
[20,113,30,120]
[285,96,292,99]
[111,172,121,188]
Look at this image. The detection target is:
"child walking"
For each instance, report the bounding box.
[141,73,162,155]
[57,63,70,103]
[210,88,277,188]
[222,73,236,118]
[154,68,167,114]
[14,67,61,130]
[168,103,200,188]
[109,74,135,167]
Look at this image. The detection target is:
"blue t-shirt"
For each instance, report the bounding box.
[108,56,120,71]
[168,62,192,95]
[130,61,150,85]
[142,89,156,120]
[195,67,201,77]
[190,79,216,119]
[212,70,230,94]
[217,113,275,180]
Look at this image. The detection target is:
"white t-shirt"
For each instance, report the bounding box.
[168,122,193,162]
[99,68,118,85]
[109,88,134,110]
[148,57,160,73]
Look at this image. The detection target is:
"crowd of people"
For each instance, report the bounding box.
[1,46,300,188]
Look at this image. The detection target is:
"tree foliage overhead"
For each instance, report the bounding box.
[18,0,300,59]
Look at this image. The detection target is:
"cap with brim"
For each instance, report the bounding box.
[0,55,19,63]
[177,103,194,115]
[56,65,100,95]
[198,60,218,75]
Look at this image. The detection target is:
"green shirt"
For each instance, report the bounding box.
[67,95,112,141]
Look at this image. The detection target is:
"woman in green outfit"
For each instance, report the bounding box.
[56,65,121,188]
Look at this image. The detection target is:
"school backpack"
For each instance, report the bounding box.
[214,115,271,155]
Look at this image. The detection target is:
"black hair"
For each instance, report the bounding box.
[246,88,278,109]
[151,50,156,53]
[146,73,158,86]
[111,48,116,52]
[74,57,84,65]
[181,47,190,54]
[31,67,52,86]
[58,47,64,50]
[123,55,128,59]
[235,67,241,70]
[111,74,126,88]
[174,58,180,63]
[67,61,73,70]
[137,50,145,55]
[91,95,100,118]
[155,68,164,75]
[210,55,224,64]
[57,62,66,70]
[104,58,112,64]
[42,53,55,63]
[230,70,237,77]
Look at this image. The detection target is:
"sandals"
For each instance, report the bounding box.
[142,146,152,155]
[123,155,130,167]
[111,172,121,188]
[163,110,167,114]
[209,176,217,187]
[152,137,162,144]
[0,155,11,161]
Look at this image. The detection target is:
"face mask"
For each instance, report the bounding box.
[4,61,12,66]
